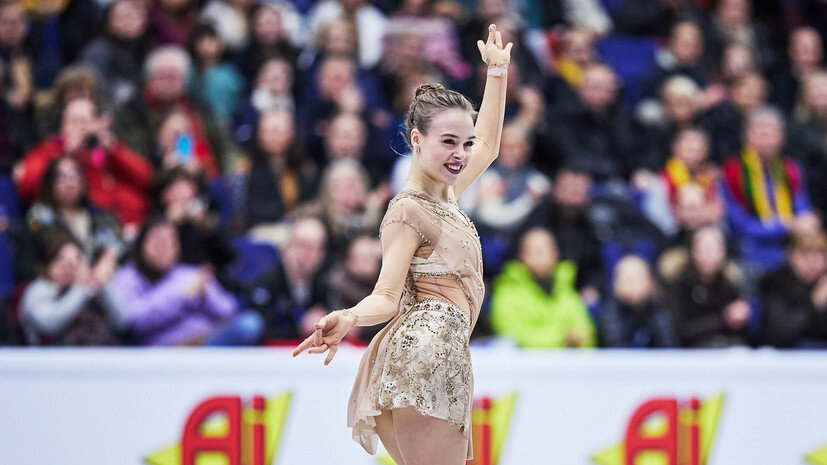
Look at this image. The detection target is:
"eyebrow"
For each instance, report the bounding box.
[440,133,476,140]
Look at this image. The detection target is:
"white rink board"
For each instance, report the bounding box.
[1,347,827,464]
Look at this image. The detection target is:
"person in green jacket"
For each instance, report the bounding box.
[490,227,597,348]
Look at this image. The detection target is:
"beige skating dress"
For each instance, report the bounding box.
[347,189,485,460]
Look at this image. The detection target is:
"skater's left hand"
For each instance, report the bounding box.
[477,24,513,67]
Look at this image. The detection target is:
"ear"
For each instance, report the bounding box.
[411,129,420,150]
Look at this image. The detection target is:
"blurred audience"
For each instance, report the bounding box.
[600,255,677,348]
[549,63,638,180]
[115,45,232,178]
[243,216,329,340]
[760,230,827,348]
[643,21,709,100]
[771,26,823,115]
[26,157,122,258]
[469,123,550,234]
[641,128,722,238]
[665,225,751,348]
[1,0,826,350]
[232,56,295,149]
[187,23,245,126]
[490,227,596,348]
[15,97,153,227]
[297,159,388,257]
[20,228,120,345]
[308,0,387,69]
[520,167,604,305]
[238,109,317,231]
[79,0,149,108]
[326,235,382,344]
[107,215,262,346]
[150,167,235,274]
[233,3,298,87]
[721,107,816,274]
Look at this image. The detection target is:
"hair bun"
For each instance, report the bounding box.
[414,83,446,100]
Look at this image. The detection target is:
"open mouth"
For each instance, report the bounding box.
[444,163,463,175]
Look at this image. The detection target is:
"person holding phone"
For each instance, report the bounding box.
[14,97,153,227]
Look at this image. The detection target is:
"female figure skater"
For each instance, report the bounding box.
[293,24,512,465]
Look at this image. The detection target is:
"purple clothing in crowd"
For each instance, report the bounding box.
[107,263,239,345]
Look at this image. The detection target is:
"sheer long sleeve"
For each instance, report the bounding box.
[347,198,427,326]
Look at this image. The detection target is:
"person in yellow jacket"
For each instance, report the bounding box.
[491,227,597,348]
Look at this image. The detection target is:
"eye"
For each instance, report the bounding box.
[464,141,474,148]
[443,139,456,145]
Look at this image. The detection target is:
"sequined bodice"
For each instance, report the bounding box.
[381,189,485,328]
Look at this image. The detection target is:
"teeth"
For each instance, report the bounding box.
[447,164,461,170]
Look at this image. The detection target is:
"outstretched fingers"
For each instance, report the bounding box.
[504,42,513,55]
[292,334,316,357]
[477,39,485,56]
[495,30,503,48]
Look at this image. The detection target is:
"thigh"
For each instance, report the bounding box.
[392,406,468,465]
[374,409,406,465]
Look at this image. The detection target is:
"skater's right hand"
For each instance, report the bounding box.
[292,309,357,365]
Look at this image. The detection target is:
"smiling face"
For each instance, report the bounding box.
[412,109,475,186]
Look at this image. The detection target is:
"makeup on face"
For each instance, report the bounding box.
[415,109,475,185]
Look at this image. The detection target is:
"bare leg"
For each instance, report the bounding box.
[393,406,468,465]
[375,409,406,465]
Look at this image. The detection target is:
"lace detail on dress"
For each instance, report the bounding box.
[368,298,472,432]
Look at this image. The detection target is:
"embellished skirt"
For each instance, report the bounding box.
[347,298,474,459]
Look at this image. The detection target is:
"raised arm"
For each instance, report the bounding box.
[454,24,513,199]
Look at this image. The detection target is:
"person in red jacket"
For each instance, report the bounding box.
[14,97,153,228]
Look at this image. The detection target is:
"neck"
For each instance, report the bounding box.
[404,164,452,203]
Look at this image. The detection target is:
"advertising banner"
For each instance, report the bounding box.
[1,348,827,465]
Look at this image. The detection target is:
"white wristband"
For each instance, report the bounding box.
[487,65,508,76]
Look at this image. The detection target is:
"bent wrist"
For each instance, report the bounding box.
[337,308,360,327]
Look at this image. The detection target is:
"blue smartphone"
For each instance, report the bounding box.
[175,133,194,163]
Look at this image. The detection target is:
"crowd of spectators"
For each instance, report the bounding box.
[2,0,827,350]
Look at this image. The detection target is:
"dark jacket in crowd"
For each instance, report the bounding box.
[667,265,747,347]
[760,265,827,348]
[599,298,678,348]
[699,101,744,164]
[243,259,328,340]
[80,32,147,108]
[787,116,827,223]
[243,156,317,228]
[548,92,640,180]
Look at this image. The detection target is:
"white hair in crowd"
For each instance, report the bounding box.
[745,105,786,132]
[322,158,370,192]
[143,45,192,78]
[660,75,701,103]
